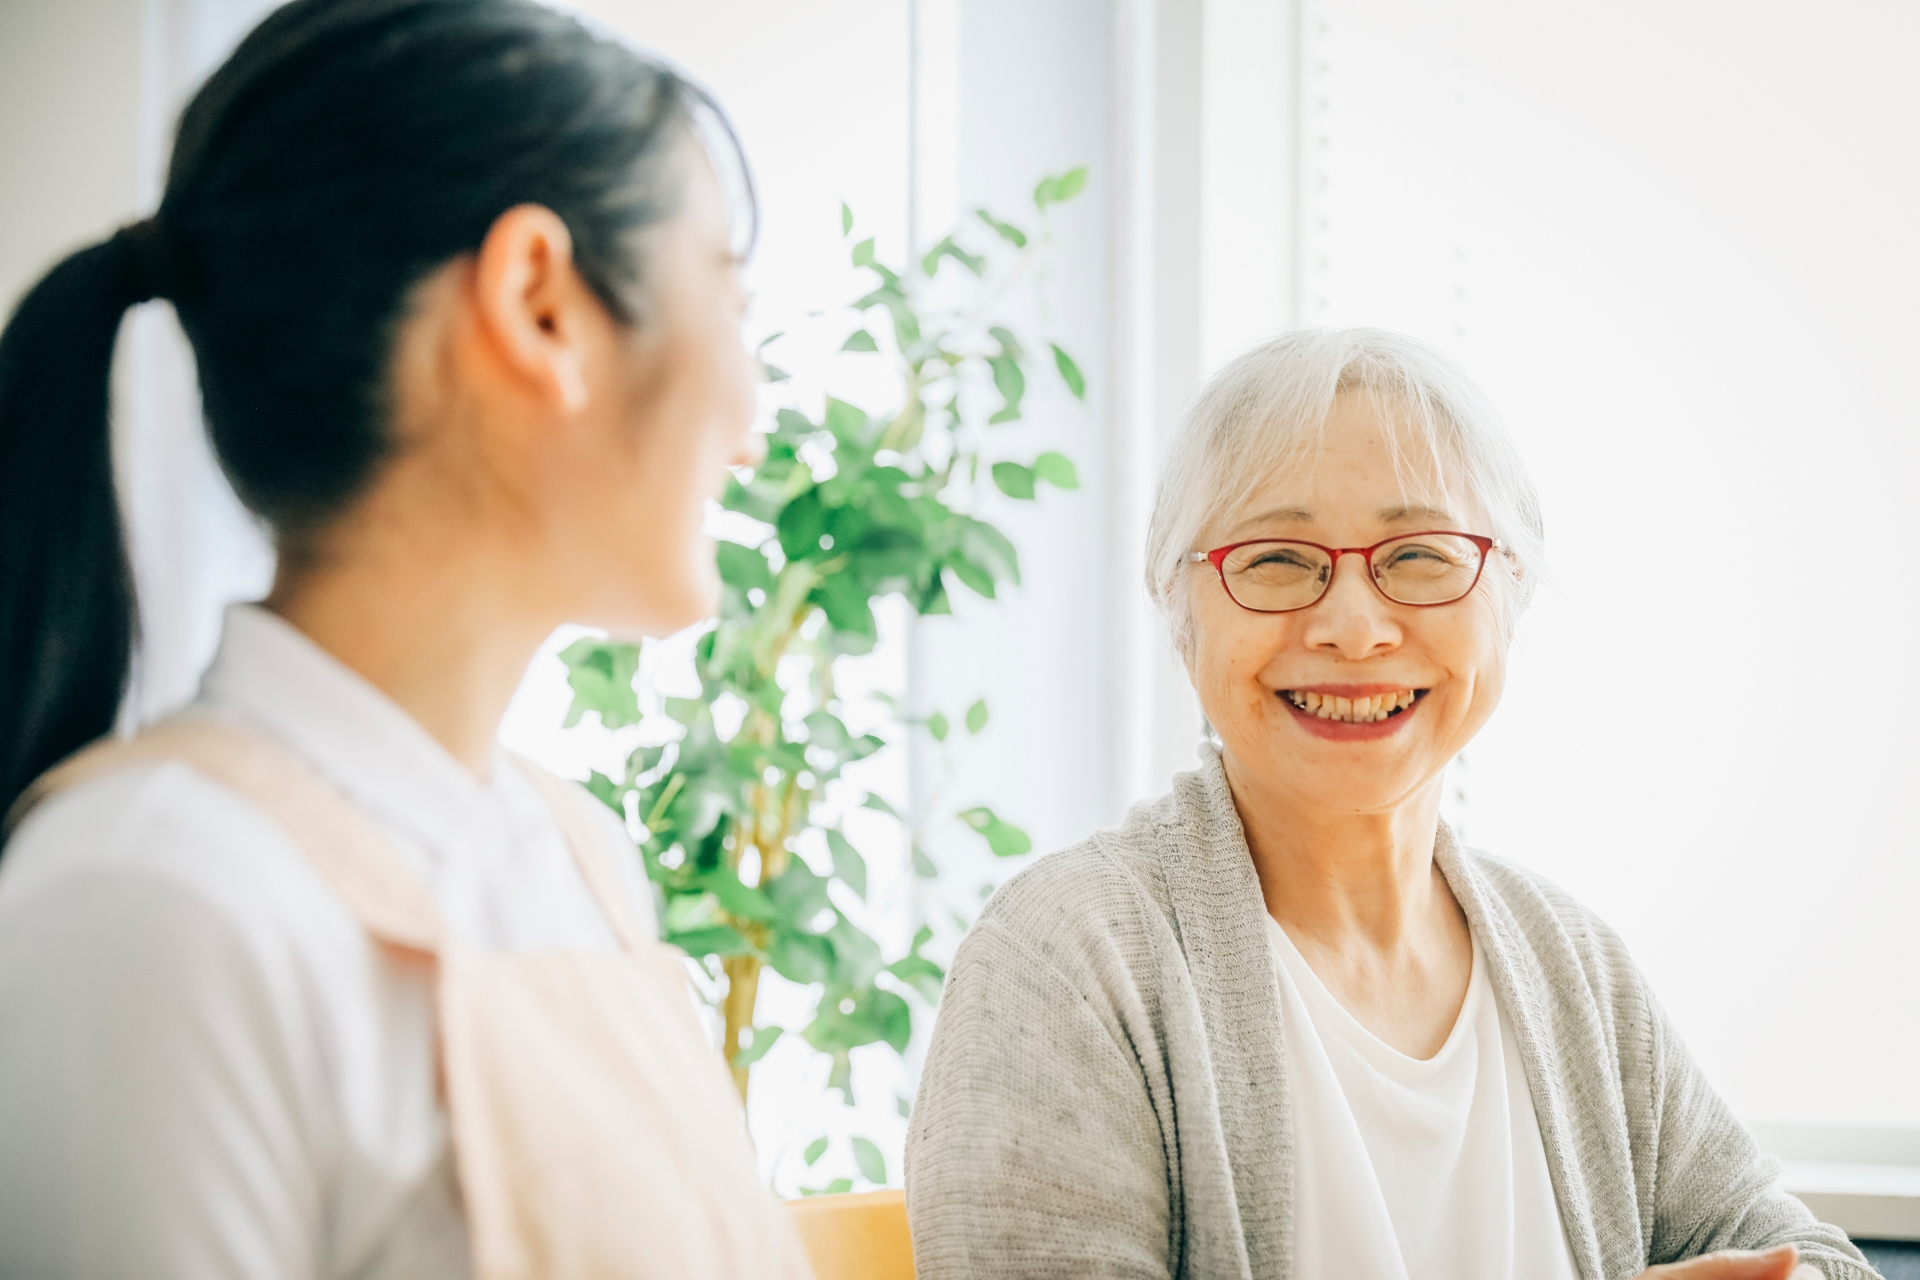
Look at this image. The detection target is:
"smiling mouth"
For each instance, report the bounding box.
[1282,689,1426,723]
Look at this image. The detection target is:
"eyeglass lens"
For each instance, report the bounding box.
[1220,534,1486,611]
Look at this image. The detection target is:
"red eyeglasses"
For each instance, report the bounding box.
[1189,531,1502,613]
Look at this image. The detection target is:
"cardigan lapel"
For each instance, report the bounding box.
[1153,749,1296,1278]
[1437,833,1614,1280]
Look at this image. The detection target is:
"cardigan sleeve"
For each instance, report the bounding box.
[1640,980,1876,1279]
[905,917,1175,1280]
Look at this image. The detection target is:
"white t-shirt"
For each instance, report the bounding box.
[0,604,655,1279]
[1267,915,1579,1280]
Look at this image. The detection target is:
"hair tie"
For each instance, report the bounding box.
[113,217,182,303]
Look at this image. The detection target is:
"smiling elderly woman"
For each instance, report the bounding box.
[903,330,1876,1280]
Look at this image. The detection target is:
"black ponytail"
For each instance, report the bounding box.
[0,0,752,823]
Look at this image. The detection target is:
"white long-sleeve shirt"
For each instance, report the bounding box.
[0,604,656,1278]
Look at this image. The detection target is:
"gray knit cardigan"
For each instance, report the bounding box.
[904,747,1876,1279]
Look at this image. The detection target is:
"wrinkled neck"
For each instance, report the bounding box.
[1221,746,1453,953]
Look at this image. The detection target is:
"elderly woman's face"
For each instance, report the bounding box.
[1184,392,1511,816]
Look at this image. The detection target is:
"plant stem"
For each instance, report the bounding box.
[720,952,763,1101]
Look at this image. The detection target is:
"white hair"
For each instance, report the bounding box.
[1145,327,1545,653]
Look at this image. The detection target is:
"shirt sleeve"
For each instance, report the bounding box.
[0,863,322,1279]
[905,917,1176,1280]
[1640,978,1875,1279]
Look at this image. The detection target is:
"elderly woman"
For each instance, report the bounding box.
[904,330,1875,1280]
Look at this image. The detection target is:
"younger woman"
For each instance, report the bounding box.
[0,2,811,1276]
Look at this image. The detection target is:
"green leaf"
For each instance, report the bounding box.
[974,208,1028,249]
[916,576,951,616]
[991,461,1036,500]
[851,237,876,267]
[926,710,949,742]
[761,361,791,383]
[840,329,879,353]
[826,829,868,899]
[766,855,832,922]
[805,986,907,1056]
[701,864,779,922]
[1035,166,1089,209]
[664,890,722,934]
[815,570,877,637]
[715,540,773,593]
[823,397,871,447]
[664,923,756,959]
[805,1135,830,1166]
[768,927,835,984]
[852,1136,887,1185]
[958,806,1034,857]
[777,489,831,562]
[911,844,939,878]
[987,353,1025,424]
[862,793,901,819]
[625,742,669,783]
[557,638,643,730]
[811,1177,854,1196]
[921,235,986,278]
[1051,343,1086,399]
[888,953,945,1003]
[774,406,816,440]
[584,770,620,813]
[732,1024,784,1069]
[827,915,885,989]
[1032,450,1080,490]
[896,1094,913,1119]
[803,710,853,752]
[945,554,996,600]
[959,520,1020,586]
[841,202,853,235]
[965,699,989,734]
[872,988,912,1053]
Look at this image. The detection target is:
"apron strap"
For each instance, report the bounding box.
[8,717,443,953]
[508,756,652,954]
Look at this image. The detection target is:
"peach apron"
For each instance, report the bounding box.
[14,717,814,1280]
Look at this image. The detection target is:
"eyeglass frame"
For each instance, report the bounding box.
[1186,531,1506,614]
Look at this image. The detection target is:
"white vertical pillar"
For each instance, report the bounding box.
[1107,0,1308,814]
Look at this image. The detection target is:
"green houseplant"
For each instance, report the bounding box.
[555,168,1089,1185]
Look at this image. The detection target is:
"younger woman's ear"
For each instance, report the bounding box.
[470,203,591,413]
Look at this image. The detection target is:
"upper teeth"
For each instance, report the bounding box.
[1284,690,1418,722]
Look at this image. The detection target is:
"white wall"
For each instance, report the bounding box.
[0,2,143,312]
[1225,0,1920,1128]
